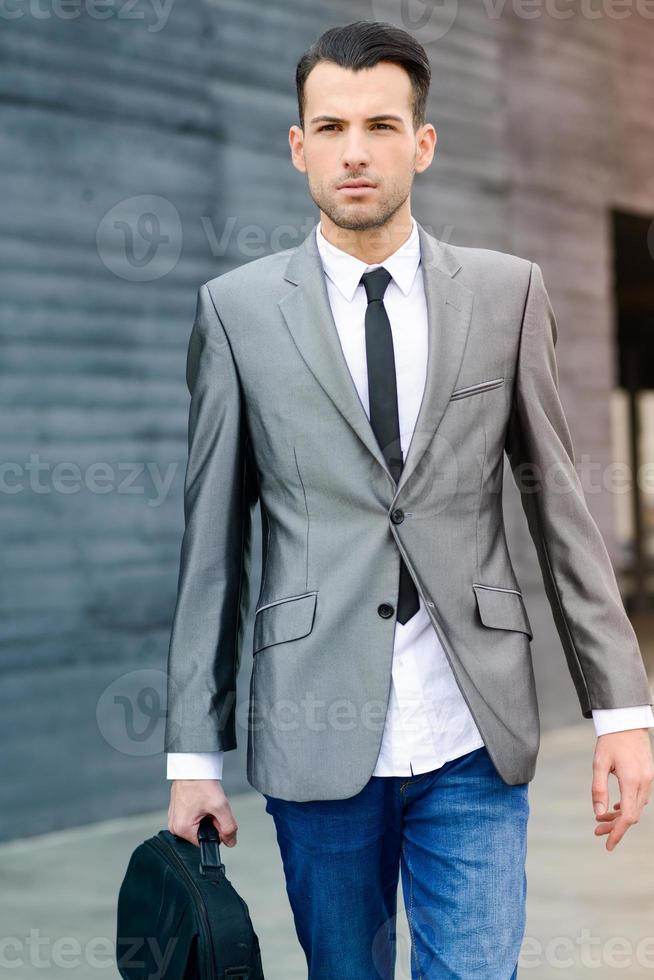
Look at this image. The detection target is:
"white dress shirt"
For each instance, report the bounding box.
[167,217,654,781]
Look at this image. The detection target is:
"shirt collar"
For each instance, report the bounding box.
[315,216,421,302]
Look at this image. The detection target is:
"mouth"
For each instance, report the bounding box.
[337,180,377,196]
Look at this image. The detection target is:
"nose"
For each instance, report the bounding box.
[340,130,372,170]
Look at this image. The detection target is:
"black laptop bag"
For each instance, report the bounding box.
[116,815,265,979]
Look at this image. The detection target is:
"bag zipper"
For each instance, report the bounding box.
[146,835,215,978]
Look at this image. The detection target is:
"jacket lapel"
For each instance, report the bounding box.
[277,219,474,499]
[395,225,474,498]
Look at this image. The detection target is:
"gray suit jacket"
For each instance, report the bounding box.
[163,219,652,800]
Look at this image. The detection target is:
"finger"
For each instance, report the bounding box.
[594,817,619,836]
[170,824,202,846]
[591,757,610,817]
[209,806,239,847]
[605,812,637,850]
[220,827,238,846]
[595,806,621,822]
[617,771,640,822]
[635,781,651,818]
[606,777,640,850]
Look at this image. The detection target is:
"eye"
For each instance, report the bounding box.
[316,122,395,132]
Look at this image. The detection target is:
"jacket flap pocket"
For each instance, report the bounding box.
[253,591,318,655]
[472,584,533,639]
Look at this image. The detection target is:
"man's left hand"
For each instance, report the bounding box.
[592,728,654,851]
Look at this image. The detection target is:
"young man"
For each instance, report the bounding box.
[165,20,654,978]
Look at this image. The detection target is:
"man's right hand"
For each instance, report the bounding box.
[168,779,238,848]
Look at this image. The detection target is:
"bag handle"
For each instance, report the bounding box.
[197,814,225,878]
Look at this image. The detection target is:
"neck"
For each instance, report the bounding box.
[319,208,414,264]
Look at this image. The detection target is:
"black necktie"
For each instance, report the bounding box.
[360,267,420,625]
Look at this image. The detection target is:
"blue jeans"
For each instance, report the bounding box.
[263,745,529,979]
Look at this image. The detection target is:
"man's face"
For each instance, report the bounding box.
[290,60,433,232]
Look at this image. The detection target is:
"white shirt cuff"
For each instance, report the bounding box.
[166,751,224,780]
[592,704,654,737]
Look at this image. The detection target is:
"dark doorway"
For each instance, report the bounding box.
[612,208,654,611]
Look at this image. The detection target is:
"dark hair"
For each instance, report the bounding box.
[296,20,431,132]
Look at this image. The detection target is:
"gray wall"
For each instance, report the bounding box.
[1,0,653,841]
[0,2,229,840]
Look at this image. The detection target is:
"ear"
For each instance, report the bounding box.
[415,124,437,174]
[289,126,307,174]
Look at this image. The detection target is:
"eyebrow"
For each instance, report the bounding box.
[309,114,405,125]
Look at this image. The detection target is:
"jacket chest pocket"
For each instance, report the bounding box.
[450,377,505,400]
[253,591,318,655]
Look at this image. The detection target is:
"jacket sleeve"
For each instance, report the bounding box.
[504,261,652,718]
[164,283,259,753]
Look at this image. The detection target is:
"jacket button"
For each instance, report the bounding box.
[378,603,395,618]
[390,508,404,524]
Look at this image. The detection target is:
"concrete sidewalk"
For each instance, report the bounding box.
[1,723,653,979]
